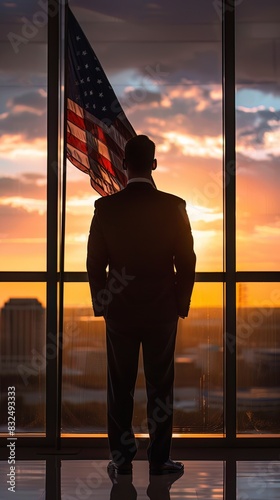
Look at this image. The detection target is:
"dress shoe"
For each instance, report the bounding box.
[107,460,132,475]
[149,458,184,475]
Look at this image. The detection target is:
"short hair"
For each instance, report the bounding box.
[124,135,155,172]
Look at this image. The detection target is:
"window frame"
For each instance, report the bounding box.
[0,0,280,450]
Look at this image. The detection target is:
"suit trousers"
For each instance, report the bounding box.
[105,318,178,465]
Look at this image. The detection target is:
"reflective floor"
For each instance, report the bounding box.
[1,459,280,499]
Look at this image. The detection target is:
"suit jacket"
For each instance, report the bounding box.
[87,181,196,325]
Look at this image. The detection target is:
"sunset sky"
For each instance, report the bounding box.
[0,0,279,308]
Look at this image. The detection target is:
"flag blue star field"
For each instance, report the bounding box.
[67,8,136,196]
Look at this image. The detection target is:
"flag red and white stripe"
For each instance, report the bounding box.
[66,8,136,196]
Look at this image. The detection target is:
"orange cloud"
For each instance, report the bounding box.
[0,134,46,159]
[162,131,223,159]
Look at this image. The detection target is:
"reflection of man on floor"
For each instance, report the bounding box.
[108,468,183,499]
[87,135,196,476]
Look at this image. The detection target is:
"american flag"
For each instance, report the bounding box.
[66,8,136,196]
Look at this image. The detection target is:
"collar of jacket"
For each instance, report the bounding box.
[125,180,156,189]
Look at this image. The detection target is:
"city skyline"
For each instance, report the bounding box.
[0,292,279,434]
[2,279,280,309]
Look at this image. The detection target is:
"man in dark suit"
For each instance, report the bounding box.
[87,135,196,476]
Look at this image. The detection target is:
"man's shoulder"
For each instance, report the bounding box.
[94,188,185,208]
[94,190,123,207]
[156,189,186,207]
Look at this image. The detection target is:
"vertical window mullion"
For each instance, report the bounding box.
[223,0,237,442]
[46,0,60,446]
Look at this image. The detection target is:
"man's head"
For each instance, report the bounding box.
[123,135,157,176]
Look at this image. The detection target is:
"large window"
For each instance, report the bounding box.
[0,1,47,436]
[0,2,47,271]
[236,0,280,271]
[62,0,224,435]
[0,0,279,445]
[235,0,280,436]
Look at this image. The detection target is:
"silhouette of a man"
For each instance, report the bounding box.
[87,135,196,475]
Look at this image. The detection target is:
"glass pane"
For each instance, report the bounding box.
[0,2,47,271]
[237,461,280,500]
[0,284,46,434]
[236,1,280,271]
[62,282,223,435]
[62,283,106,433]
[237,283,280,434]
[65,2,223,272]
[173,283,223,434]
[0,461,45,498]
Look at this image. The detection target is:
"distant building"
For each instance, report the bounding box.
[0,298,45,373]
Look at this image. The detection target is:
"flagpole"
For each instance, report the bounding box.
[57,0,69,450]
